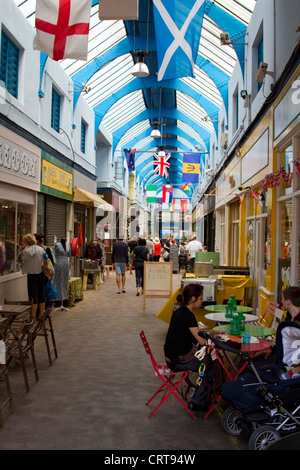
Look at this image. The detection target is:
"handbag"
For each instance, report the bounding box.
[181,344,198,363]
[45,280,57,300]
[161,248,169,260]
[42,251,55,278]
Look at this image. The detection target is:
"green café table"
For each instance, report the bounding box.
[213,323,275,338]
[204,304,253,313]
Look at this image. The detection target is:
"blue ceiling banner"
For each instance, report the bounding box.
[153,0,205,81]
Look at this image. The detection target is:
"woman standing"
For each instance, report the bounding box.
[53,238,70,304]
[131,238,150,296]
[19,233,45,319]
[152,237,161,261]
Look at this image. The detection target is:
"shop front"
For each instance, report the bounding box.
[273,67,300,298]
[37,151,73,250]
[0,124,41,302]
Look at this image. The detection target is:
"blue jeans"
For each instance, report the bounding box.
[135,262,144,287]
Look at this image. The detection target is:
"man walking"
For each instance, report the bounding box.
[185,234,203,272]
[112,238,128,294]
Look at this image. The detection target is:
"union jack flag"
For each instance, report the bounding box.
[153,153,170,178]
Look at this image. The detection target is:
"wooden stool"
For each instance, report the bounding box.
[81,269,100,291]
[105,265,113,278]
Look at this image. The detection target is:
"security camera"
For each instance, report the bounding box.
[240,90,248,99]
[255,62,274,83]
[256,62,268,82]
[220,32,230,45]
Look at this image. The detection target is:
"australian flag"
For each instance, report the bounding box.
[124,148,136,172]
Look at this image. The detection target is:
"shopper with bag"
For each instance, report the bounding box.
[34,233,56,302]
[19,233,46,319]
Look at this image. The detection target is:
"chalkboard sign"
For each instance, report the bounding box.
[143,262,173,315]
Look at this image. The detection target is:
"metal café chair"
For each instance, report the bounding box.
[139,330,197,419]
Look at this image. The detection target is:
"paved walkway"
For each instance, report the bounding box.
[0,271,248,450]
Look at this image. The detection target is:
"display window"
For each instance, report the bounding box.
[0,199,32,275]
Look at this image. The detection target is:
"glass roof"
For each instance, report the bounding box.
[13,0,256,196]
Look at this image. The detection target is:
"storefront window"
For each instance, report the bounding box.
[0,199,32,275]
[280,144,294,196]
[280,200,292,261]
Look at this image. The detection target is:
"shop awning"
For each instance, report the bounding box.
[74,187,113,211]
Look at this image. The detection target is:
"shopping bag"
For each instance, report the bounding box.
[45,280,57,300]
[42,251,55,278]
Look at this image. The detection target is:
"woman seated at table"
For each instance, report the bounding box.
[164,283,217,411]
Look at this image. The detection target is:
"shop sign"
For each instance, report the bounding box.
[41,151,73,201]
[0,136,38,181]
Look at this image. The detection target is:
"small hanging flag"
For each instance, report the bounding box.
[146,185,157,203]
[124,148,136,172]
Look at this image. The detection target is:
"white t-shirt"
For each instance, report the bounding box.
[186,240,203,259]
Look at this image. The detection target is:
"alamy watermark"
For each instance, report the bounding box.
[291,80,300,105]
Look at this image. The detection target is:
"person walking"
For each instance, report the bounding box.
[153,237,161,261]
[112,238,128,294]
[131,238,150,296]
[185,234,203,272]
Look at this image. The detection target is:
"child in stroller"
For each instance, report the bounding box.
[220,286,300,450]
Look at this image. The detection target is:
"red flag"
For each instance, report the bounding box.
[33,0,91,61]
[162,185,173,203]
[180,199,188,212]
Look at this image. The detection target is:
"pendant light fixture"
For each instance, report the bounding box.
[158,146,165,157]
[150,122,161,138]
[132,51,150,77]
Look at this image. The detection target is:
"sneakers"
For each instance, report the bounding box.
[122,289,126,293]
[117,290,121,294]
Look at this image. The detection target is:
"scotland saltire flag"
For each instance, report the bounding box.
[153,153,171,178]
[124,148,136,172]
[153,0,205,81]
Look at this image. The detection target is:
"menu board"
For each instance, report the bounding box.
[143,262,173,315]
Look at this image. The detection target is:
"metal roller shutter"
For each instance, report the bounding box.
[45,196,67,245]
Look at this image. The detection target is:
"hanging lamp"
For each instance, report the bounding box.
[150,122,161,138]
[132,51,150,77]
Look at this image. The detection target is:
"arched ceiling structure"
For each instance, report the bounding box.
[15,0,256,199]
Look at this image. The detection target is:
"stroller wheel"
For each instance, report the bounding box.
[249,425,281,450]
[222,407,243,436]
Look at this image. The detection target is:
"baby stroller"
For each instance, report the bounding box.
[201,332,300,450]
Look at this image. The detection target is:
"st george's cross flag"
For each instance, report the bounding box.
[153,0,205,81]
[153,153,171,178]
[33,0,91,61]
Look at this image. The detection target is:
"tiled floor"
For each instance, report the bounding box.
[0,271,248,450]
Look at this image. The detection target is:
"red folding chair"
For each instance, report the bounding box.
[139,331,196,419]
